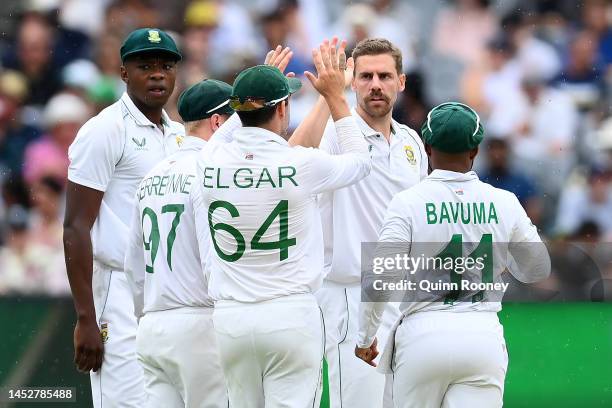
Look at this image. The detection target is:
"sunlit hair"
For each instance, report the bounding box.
[352,38,403,74]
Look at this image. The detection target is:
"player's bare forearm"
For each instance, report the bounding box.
[63,181,105,372]
[63,181,104,322]
[325,94,350,122]
[63,223,96,321]
[288,96,330,148]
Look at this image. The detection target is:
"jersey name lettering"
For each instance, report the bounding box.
[138,173,194,200]
[202,166,298,189]
[425,201,499,225]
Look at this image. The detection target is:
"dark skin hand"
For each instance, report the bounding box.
[64,51,179,373]
[63,182,104,372]
[355,338,379,367]
[120,51,178,127]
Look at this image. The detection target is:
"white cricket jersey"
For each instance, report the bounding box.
[124,137,213,317]
[358,169,551,347]
[196,116,372,302]
[68,92,184,270]
[319,108,428,284]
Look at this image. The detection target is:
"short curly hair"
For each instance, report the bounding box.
[351,38,403,74]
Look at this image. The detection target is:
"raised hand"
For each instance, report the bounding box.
[304,38,348,99]
[265,45,294,76]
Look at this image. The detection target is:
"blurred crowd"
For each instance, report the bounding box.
[0,0,611,296]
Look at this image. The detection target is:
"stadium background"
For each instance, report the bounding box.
[0,0,611,407]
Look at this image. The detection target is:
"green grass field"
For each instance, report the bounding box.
[1,298,610,407]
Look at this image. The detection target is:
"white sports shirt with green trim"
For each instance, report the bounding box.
[68,92,184,270]
[319,108,428,284]
[358,169,551,347]
[195,116,372,302]
[124,137,213,317]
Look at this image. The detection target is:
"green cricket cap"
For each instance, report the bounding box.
[421,102,484,153]
[178,79,233,121]
[120,28,182,62]
[230,65,301,111]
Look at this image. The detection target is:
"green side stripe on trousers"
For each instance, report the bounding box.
[320,358,330,408]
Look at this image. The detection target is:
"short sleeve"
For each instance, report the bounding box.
[378,194,413,244]
[67,117,123,192]
[509,194,541,243]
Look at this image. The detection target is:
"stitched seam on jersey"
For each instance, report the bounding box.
[117,110,128,166]
[336,288,350,407]
[121,98,148,127]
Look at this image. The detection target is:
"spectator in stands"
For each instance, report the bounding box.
[0,70,41,179]
[512,72,578,195]
[462,33,524,137]
[29,176,64,251]
[502,11,561,82]
[432,0,498,67]
[553,30,604,112]
[2,13,63,106]
[22,93,91,185]
[581,0,612,66]
[480,137,543,226]
[29,176,70,294]
[555,166,612,236]
[0,205,44,293]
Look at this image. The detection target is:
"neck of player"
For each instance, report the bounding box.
[129,90,164,127]
[357,105,393,141]
[428,148,477,174]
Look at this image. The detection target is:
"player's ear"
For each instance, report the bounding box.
[210,114,221,132]
[398,73,406,92]
[120,65,128,84]
[424,144,432,157]
[277,100,286,118]
[469,147,479,160]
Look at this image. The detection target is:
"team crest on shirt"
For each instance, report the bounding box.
[175,135,184,147]
[100,323,109,343]
[148,30,161,43]
[404,145,416,165]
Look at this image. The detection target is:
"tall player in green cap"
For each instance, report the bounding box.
[63,28,183,407]
[196,40,372,407]
[124,79,233,407]
[356,102,550,407]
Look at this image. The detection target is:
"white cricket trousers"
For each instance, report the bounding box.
[391,311,508,408]
[137,307,228,407]
[91,264,145,408]
[315,282,398,408]
[213,293,324,408]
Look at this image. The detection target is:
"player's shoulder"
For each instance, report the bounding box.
[165,117,186,136]
[391,182,430,209]
[78,100,124,135]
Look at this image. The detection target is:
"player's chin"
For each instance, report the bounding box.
[365,103,392,117]
[143,92,170,108]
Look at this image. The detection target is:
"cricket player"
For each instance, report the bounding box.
[124,79,233,407]
[356,102,551,407]
[196,41,372,407]
[315,38,428,407]
[63,28,183,407]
